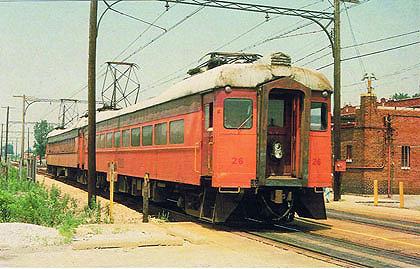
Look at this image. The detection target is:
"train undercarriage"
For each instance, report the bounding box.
[47,165,326,223]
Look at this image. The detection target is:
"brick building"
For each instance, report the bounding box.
[340,93,420,194]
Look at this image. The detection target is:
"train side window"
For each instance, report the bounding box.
[106,132,113,148]
[224,98,253,129]
[142,125,153,146]
[114,131,121,148]
[100,134,106,148]
[96,135,100,148]
[204,103,213,130]
[122,129,130,147]
[154,123,167,145]
[131,128,140,147]
[310,102,327,131]
[169,119,184,144]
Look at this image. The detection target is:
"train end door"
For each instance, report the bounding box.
[202,93,214,176]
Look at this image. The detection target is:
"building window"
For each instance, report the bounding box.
[346,145,353,163]
[154,123,167,145]
[204,103,213,130]
[142,125,153,146]
[170,119,184,144]
[114,131,121,148]
[106,132,113,148]
[122,129,130,147]
[401,146,410,169]
[224,98,253,129]
[131,128,140,147]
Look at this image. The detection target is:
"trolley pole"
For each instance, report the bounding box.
[87,0,98,208]
[333,0,342,201]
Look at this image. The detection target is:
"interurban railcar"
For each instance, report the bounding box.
[46,52,332,222]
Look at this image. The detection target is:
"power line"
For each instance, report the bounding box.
[342,29,420,49]
[343,2,366,73]
[317,41,420,70]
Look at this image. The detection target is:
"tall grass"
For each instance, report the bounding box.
[0,165,104,241]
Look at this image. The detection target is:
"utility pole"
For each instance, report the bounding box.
[13,94,26,179]
[333,0,342,201]
[2,106,12,179]
[0,123,3,162]
[87,0,98,207]
[27,127,30,158]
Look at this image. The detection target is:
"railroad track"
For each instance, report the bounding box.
[229,217,419,268]
[36,170,419,267]
[327,209,420,236]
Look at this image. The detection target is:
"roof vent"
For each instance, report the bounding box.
[271,52,291,66]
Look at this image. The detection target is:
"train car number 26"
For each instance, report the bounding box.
[232,157,244,165]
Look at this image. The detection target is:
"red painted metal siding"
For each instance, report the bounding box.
[212,89,257,188]
[308,96,332,187]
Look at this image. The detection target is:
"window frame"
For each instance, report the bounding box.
[130,127,141,147]
[346,145,353,163]
[310,102,328,132]
[401,145,410,169]
[106,132,113,148]
[154,122,168,145]
[114,131,121,148]
[169,119,184,144]
[142,125,153,146]
[223,98,253,129]
[122,129,130,147]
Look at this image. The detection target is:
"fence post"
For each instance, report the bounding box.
[399,181,404,208]
[142,173,150,223]
[373,179,378,206]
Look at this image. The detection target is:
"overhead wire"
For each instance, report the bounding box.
[316,41,420,70]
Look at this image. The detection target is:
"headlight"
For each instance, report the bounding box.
[271,141,283,160]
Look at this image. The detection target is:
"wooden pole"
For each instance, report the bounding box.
[87,0,98,208]
[333,0,342,201]
[373,179,378,206]
[142,173,150,223]
[399,181,404,208]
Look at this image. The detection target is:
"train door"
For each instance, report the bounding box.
[266,90,301,178]
[202,93,214,176]
[78,130,84,169]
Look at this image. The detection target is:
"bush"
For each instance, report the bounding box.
[0,166,103,241]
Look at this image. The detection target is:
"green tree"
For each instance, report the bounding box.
[1,143,14,156]
[391,92,410,100]
[412,92,420,98]
[33,120,54,161]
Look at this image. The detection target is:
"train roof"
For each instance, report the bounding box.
[47,54,332,139]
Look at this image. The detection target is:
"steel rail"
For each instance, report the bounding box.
[326,209,420,235]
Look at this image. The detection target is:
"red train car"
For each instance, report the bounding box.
[47,52,332,222]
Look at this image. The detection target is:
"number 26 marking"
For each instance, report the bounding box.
[232,157,244,165]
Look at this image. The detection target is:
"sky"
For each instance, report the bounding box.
[0,0,419,150]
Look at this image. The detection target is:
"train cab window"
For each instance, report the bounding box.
[224,98,253,129]
[268,99,285,127]
[155,123,167,145]
[106,133,113,148]
[204,103,213,130]
[131,128,140,147]
[142,125,153,146]
[169,119,184,144]
[114,131,121,148]
[122,129,130,147]
[310,102,327,131]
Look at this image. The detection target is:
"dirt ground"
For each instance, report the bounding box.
[0,175,335,267]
